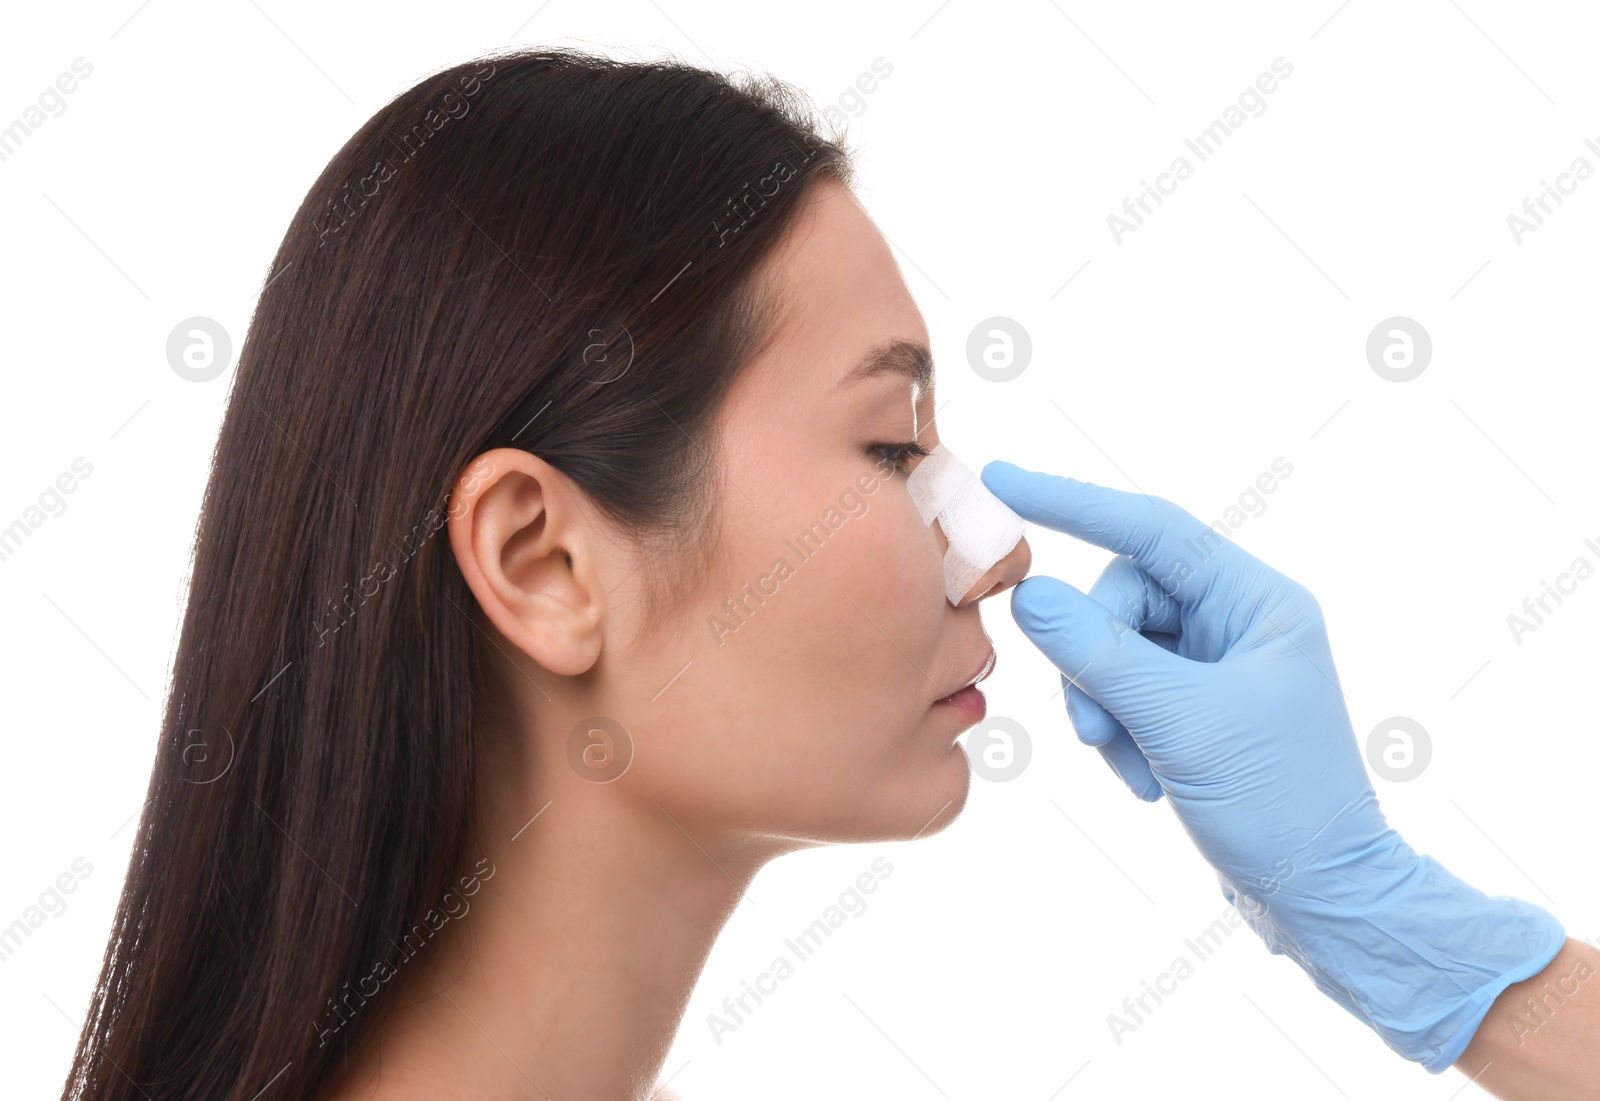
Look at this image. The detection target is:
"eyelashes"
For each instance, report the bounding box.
[871,439,932,473]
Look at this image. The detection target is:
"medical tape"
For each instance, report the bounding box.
[904,443,1025,605]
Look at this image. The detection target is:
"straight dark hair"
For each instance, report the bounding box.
[62,47,852,1101]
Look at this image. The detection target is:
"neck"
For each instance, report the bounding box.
[327,785,764,1101]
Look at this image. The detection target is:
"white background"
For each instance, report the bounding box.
[3,2,1597,1098]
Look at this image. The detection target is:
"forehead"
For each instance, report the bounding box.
[747,179,931,402]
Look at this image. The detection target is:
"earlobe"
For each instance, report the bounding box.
[447,448,606,676]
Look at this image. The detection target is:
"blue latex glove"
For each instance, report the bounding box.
[981,461,1565,1073]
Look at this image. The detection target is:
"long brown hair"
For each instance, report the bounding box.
[63,47,852,1101]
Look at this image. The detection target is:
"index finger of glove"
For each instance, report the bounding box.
[982,461,1249,610]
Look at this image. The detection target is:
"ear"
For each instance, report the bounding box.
[447,448,606,676]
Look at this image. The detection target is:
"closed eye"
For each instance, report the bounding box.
[871,440,931,473]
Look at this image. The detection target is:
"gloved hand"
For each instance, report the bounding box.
[981,461,1565,1073]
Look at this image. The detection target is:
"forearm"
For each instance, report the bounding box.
[1456,937,1600,1100]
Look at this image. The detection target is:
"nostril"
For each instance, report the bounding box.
[974,577,1013,603]
[964,572,1011,606]
[966,533,1031,605]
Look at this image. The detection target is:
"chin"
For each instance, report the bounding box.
[875,747,972,843]
[914,749,972,838]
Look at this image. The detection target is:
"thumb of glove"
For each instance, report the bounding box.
[1009,575,1188,739]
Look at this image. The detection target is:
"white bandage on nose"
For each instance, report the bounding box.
[903,443,1025,605]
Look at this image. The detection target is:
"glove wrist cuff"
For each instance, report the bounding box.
[1229,850,1565,1072]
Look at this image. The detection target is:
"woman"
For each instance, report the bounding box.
[64,44,1597,1101]
[62,47,1029,1101]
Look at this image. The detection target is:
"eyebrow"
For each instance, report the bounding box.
[839,338,935,395]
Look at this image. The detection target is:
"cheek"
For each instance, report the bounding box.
[629,470,957,834]
[703,469,947,709]
[822,487,947,682]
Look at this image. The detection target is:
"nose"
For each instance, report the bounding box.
[957,533,1031,607]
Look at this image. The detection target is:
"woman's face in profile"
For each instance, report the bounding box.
[571,177,1031,846]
